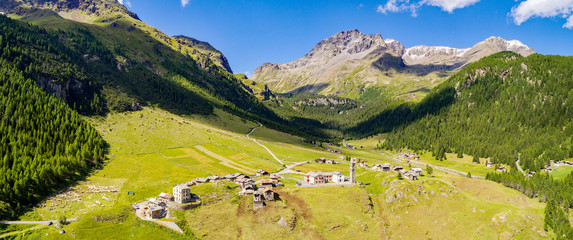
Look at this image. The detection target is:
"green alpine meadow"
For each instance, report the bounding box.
[1,0,572,239]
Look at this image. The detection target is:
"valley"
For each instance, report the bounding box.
[0,0,572,239]
[1,107,552,239]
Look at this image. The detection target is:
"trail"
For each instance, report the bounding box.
[247,123,285,165]
[516,158,526,176]
[379,152,483,179]
[275,161,309,175]
[0,218,76,225]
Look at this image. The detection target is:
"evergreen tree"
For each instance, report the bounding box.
[426,165,433,176]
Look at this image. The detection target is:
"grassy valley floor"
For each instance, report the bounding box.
[4,107,554,239]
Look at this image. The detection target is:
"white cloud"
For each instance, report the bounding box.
[510,0,573,29]
[377,0,421,17]
[117,0,131,8]
[422,0,481,13]
[181,0,190,7]
[566,15,573,29]
[377,0,479,16]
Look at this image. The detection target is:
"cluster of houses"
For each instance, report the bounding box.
[315,157,336,164]
[170,170,280,205]
[304,171,345,184]
[206,171,280,210]
[371,163,422,180]
[133,170,281,219]
[398,153,420,160]
[252,177,279,209]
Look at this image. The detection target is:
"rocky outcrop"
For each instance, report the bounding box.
[173,35,233,73]
[35,78,83,102]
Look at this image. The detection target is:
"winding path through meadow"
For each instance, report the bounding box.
[247,123,284,165]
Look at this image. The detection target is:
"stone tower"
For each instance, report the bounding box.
[350,158,356,183]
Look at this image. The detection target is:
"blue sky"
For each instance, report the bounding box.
[121,0,573,75]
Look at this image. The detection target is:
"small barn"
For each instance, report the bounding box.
[392,166,404,172]
[411,168,423,176]
[382,163,391,172]
[263,187,275,201]
[256,169,269,176]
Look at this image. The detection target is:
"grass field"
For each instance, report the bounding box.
[7,107,555,239]
[550,166,573,180]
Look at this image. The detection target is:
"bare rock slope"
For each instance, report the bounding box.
[252,30,535,96]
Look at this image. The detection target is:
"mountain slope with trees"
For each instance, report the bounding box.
[379,52,573,171]
[0,62,106,219]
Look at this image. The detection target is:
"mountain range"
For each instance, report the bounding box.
[252,29,535,98]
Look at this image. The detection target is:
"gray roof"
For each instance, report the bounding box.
[305,171,324,177]
[196,177,209,182]
[225,173,242,178]
[174,184,189,189]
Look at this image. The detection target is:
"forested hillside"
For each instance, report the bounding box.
[379,52,573,171]
[0,62,106,219]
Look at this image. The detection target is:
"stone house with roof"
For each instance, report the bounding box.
[263,187,275,201]
[393,166,404,172]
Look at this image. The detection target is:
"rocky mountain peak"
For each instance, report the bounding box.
[306,29,388,58]
[478,36,535,56]
[384,39,406,56]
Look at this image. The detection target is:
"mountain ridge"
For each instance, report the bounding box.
[1,0,235,74]
[252,29,535,97]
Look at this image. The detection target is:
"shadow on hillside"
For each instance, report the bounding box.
[286,83,330,95]
[403,87,431,95]
[402,63,463,77]
[346,85,456,138]
[371,53,463,77]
